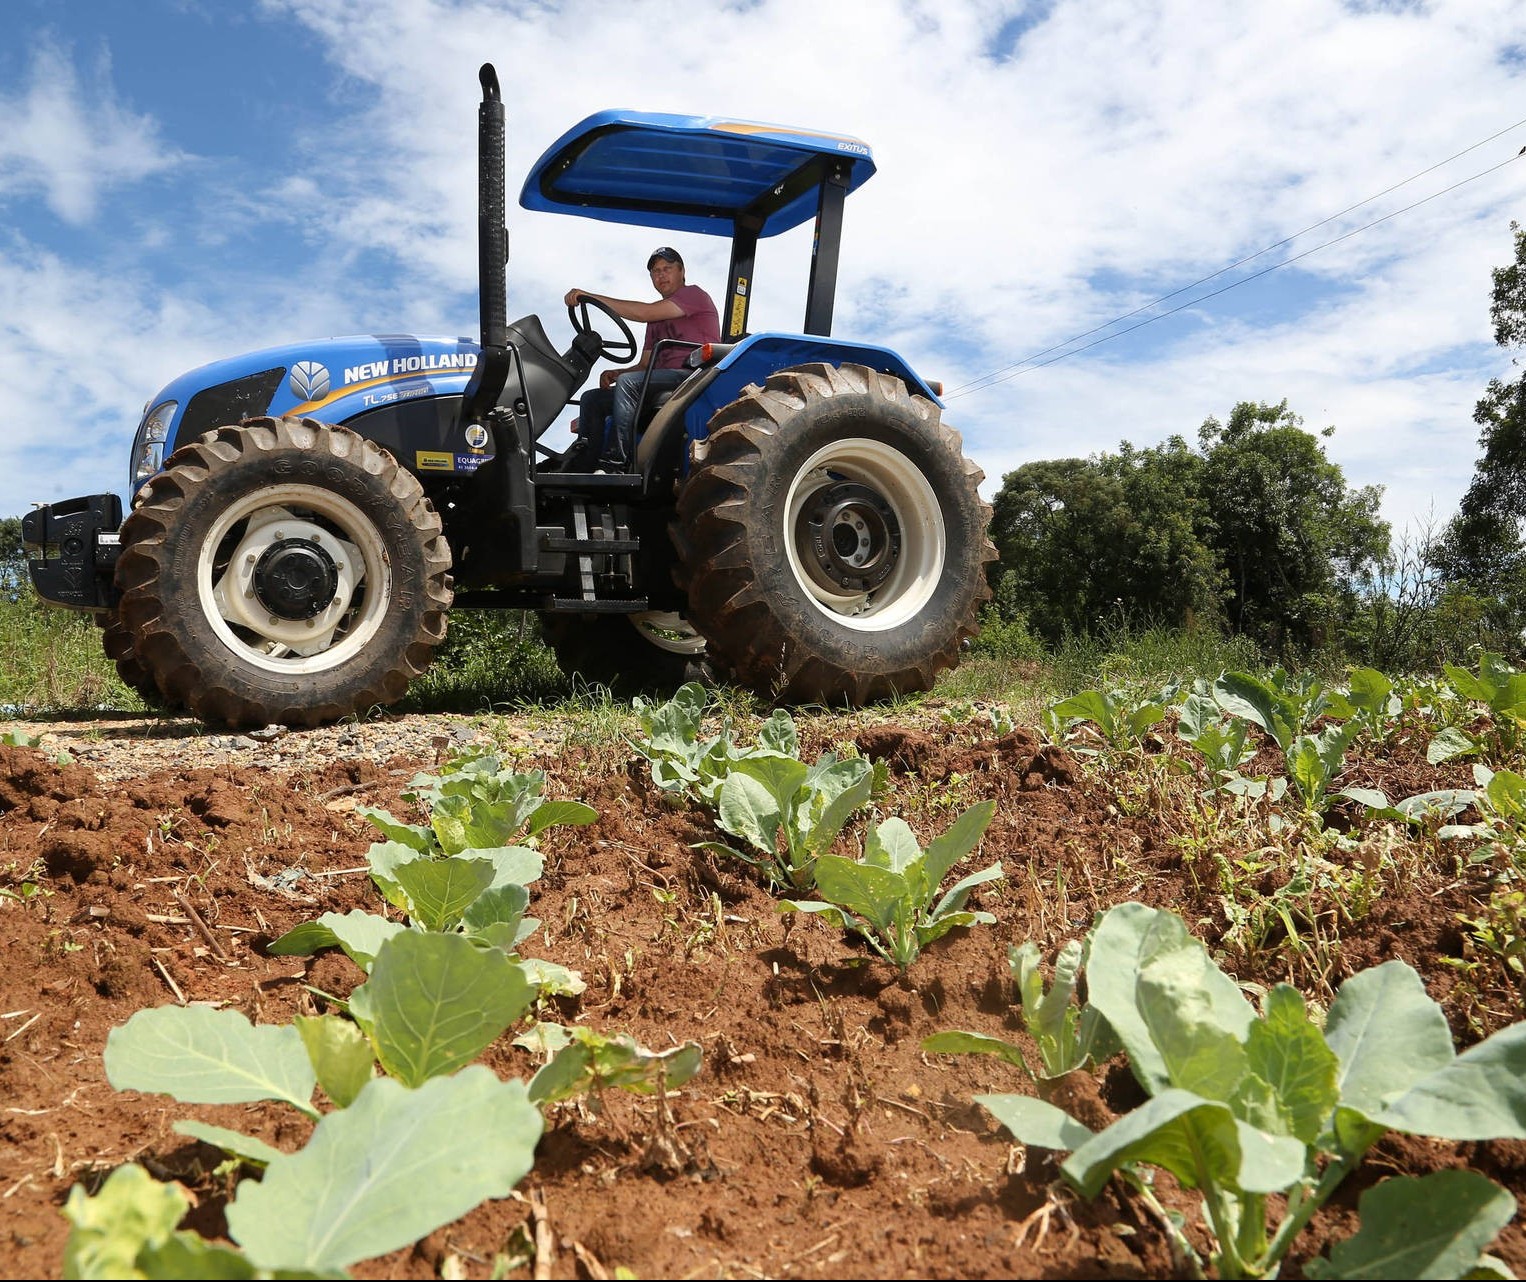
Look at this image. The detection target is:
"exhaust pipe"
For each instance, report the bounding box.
[458,62,510,426]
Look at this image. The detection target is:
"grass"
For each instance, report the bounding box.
[0,600,148,716]
[0,594,1274,727]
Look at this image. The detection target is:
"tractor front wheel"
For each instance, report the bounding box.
[674,363,993,705]
[115,417,453,728]
[95,609,181,712]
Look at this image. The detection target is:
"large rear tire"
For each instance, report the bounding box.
[540,611,711,695]
[115,417,453,729]
[673,363,994,705]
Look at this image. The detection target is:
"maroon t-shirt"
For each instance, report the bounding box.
[644,284,720,368]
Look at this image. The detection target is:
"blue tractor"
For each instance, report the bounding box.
[24,66,994,728]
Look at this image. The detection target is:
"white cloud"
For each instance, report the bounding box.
[0,37,184,225]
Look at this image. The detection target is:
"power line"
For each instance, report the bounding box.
[944,119,1526,401]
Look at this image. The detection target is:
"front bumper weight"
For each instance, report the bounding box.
[23,493,124,611]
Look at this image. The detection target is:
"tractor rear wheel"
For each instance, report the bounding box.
[115,417,453,729]
[540,610,711,695]
[673,363,994,705]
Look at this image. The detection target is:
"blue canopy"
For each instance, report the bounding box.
[519,110,876,238]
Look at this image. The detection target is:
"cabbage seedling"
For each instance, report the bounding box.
[780,800,1001,969]
[981,901,1526,1280]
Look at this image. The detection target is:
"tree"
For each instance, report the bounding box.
[1198,401,1388,652]
[0,516,29,604]
[986,402,1388,654]
[1435,221,1526,612]
[988,439,1223,641]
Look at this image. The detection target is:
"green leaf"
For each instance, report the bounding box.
[1306,1170,1517,1280]
[227,1069,542,1273]
[1244,985,1339,1144]
[1037,938,1081,1028]
[1378,1022,1526,1140]
[1346,667,1395,719]
[171,1120,286,1168]
[450,790,533,854]
[1085,902,1254,1095]
[294,1014,375,1108]
[1324,960,1456,1126]
[927,861,1003,921]
[921,1030,1032,1075]
[863,817,922,873]
[919,799,997,890]
[1062,1088,1303,1199]
[1338,786,1393,812]
[1051,689,1117,737]
[1176,691,1220,740]
[104,1006,317,1115]
[1428,726,1478,765]
[393,856,495,931]
[524,799,597,838]
[1398,789,1477,823]
[1134,943,1251,1101]
[528,1028,702,1105]
[526,1040,594,1105]
[1216,671,1295,751]
[799,763,875,864]
[468,845,545,892]
[265,909,403,973]
[776,898,853,931]
[915,908,994,949]
[366,840,429,909]
[356,808,433,852]
[756,709,799,757]
[461,882,534,950]
[60,1166,274,1278]
[513,1020,574,1060]
[1125,701,1166,738]
[62,1163,190,1280]
[716,767,792,856]
[978,1093,1095,1151]
[1485,769,1526,820]
[138,1234,266,1278]
[811,854,906,934]
[1062,1088,1239,1197]
[356,932,534,1087]
[516,957,586,998]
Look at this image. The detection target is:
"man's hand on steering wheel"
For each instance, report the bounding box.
[565,291,638,364]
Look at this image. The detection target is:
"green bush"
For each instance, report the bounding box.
[397,610,566,714]
[0,598,141,715]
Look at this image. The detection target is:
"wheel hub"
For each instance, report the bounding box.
[253,538,340,620]
[799,483,900,592]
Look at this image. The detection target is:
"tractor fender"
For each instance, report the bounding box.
[677,334,941,449]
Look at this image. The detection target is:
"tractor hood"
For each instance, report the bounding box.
[146,334,482,454]
[519,110,876,238]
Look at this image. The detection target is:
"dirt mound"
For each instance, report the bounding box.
[0,710,1519,1279]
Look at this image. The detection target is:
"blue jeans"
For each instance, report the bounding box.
[606,368,688,467]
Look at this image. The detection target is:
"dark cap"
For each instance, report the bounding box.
[647,246,683,269]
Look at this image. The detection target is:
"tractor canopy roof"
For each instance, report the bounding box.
[519,110,876,237]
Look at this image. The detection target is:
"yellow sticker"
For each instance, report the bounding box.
[415,450,453,471]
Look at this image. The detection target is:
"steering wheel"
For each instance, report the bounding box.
[568,294,638,363]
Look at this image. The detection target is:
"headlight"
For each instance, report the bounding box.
[129,400,178,494]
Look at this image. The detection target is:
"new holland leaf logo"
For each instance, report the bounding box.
[290,361,331,401]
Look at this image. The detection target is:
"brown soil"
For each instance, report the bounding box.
[0,705,1521,1280]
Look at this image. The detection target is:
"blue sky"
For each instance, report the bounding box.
[3,0,1525,541]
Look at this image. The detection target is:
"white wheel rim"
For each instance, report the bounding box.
[630,611,707,656]
[782,437,944,632]
[198,483,391,675]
